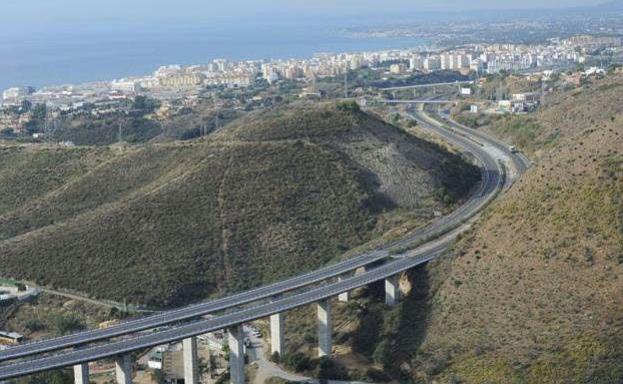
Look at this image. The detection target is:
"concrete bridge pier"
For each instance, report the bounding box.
[317,298,332,357]
[270,312,285,357]
[183,336,199,384]
[385,275,400,306]
[228,324,245,384]
[114,354,132,384]
[73,363,89,384]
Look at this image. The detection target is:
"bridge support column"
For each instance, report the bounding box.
[270,312,285,357]
[73,363,89,384]
[385,275,400,306]
[317,298,332,357]
[114,354,132,384]
[183,336,199,384]
[228,325,245,384]
[337,274,351,302]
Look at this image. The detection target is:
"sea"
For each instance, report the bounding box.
[0,20,427,90]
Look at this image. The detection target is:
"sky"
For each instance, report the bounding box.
[0,0,607,33]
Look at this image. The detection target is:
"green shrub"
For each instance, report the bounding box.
[373,339,393,368]
[316,357,349,380]
[52,313,85,336]
[283,353,312,372]
[337,100,360,113]
[270,351,281,364]
[23,316,46,333]
[18,370,73,384]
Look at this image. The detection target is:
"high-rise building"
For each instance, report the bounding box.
[409,56,424,71]
[424,56,441,71]
[213,59,228,72]
[440,53,452,70]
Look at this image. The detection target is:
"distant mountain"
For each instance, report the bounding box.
[597,0,623,10]
[0,102,479,307]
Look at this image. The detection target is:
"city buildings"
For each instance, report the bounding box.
[0,34,619,129]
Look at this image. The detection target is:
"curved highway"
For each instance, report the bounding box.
[0,108,516,363]
[438,110,531,175]
[0,107,528,380]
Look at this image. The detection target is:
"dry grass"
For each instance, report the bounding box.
[327,73,623,383]
[405,85,623,382]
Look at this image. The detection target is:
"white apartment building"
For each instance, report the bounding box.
[111,79,141,93]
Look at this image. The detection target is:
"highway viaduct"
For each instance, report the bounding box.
[0,107,529,384]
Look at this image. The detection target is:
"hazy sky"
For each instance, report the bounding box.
[1,0,607,31]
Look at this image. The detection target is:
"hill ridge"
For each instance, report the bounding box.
[0,102,480,307]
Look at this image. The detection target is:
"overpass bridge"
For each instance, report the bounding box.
[380,80,474,91]
[380,98,461,104]
[0,110,529,384]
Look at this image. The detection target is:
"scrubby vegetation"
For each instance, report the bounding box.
[14,370,73,384]
[483,72,623,157]
[350,73,623,383]
[0,293,120,342]
[0,102,478,307]
[0,146,113,216]
[48,99,242,146]
[484,115,544,152]
[281,73,623,383]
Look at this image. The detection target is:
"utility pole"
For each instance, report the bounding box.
[344,71,348,99]
[46,117,60,143]
[42,110,50,139]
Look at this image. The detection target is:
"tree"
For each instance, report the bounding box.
[270,351,281,363]
[390,113,402,125]
[283,353,312,372]
[317,357,349,380]
[52,313,85,336]
[372,339,393,369]
[21,370,73,384]
[32,103,47,121]
[132,96,160,114]
[337,100,360,112]
[24,120,41,135]
[20,100,32,113]
[23,316,46,333]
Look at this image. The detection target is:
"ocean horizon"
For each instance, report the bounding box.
[0,21,426,91]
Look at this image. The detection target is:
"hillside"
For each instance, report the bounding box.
[483,72,623,156]
[48,102,243,146]
[0,102,479,307]
[370,74,623,383]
